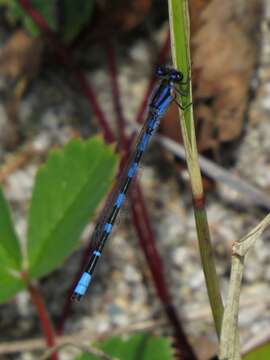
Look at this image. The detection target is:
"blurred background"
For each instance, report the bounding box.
[0,0,269,359]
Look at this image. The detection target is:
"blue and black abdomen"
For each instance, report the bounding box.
[72,71,177,301]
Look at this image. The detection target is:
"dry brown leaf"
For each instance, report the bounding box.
[189,0,261,153]
[161,0,260,158]
[0,29,43,79]
[95,0,152,33]
[0,30,43,149]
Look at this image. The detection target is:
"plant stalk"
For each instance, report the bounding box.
[28,284,58,360]
[219,214,270,359]
[168,0,224,337]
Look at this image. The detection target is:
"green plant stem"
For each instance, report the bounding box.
[168,0,224,337]
[193,205,224,337]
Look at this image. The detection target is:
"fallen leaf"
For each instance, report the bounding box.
[0,29,43,79]
[190,0,261,153]
[0,29,43,149]
[92,0,152,37]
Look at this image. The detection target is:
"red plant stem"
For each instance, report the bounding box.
[105,42,129,149]
[18,0,114,144]
[106,44,196,359]
[18,0,52,34]
[28,284,58,360]
[130,188,197,359]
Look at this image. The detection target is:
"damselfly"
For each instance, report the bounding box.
[72,65,190,300]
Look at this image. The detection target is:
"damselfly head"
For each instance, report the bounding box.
[155,65,183,83]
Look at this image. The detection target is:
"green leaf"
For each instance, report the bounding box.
[73,333,174,360]
[0,270,25,303]
[0,188,22,270]
[0,188,25,302]
[6,0,57,37]
[244,342,270,360]
[27,137,118,278]
[59,0,93,42]
[2,0,93,42]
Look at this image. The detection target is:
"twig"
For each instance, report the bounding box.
[242,328,270,354]
[129,124,270,211]
[0,144,34,183]
[0,319,163,354]
[39,342,117,360]
[219,214,270,359]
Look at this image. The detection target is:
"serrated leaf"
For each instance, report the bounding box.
[244,342,270,360]
[73,333,174,360]
[27,137,118,278]
[0,188,25,302]
[60,0,93,42]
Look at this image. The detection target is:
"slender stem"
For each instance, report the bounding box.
[193,201,224,337]
[105,41,128,148]
[168,0,224,337]
[0,319,164,355]
[219,214,270,359]
[28,284,58,360]
[130,185,197,359]
[39,342,116,360]
[219,255,243,360]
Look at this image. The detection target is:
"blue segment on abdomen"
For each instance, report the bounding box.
[115,193,125,208]
[148,118,158,130]
[138,133,151,152]
[104,223,113,233]
[128,162,138,178]
[74,272,91,296]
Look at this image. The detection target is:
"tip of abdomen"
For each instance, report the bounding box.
[72,272,92,301]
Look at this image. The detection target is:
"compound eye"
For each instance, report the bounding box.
[172,71,183,82]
